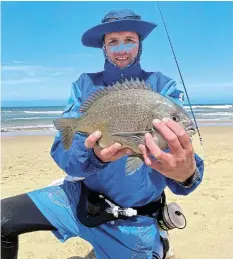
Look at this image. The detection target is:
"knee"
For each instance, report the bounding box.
[1,198,14,236]
[1,198,19,258]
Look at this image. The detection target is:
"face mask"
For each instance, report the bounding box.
[109,42,138,53]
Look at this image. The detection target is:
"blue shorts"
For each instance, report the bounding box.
[28,180,164,259]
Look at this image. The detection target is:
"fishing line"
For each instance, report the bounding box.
[156,2,205,160]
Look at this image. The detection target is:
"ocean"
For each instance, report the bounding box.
[1,104,233,136]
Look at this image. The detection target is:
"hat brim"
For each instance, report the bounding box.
[82,19,157,48]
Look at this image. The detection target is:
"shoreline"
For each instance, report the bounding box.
[1,120,233,137]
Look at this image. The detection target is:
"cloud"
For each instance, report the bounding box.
[1,63,78,86]
[1,62,82,101]
[2,65,42,74]
[13,59,31,64]
[2,78,44,85]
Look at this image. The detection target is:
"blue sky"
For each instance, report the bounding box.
[1,1,233,106]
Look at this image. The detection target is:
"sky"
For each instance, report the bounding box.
[1,1,233,106]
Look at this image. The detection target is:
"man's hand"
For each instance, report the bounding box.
[139,118,196,182]
[85,131,132,163]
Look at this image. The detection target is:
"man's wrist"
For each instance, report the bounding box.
[88,148,109,171]
[176,167,201,188]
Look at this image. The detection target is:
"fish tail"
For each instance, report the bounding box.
[53,118,78,150]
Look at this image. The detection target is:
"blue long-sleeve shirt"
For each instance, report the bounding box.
[51,71,204,207]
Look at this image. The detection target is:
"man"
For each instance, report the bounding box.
[1,9,204,259]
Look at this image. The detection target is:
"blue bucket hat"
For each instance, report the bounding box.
[82,9,157,48]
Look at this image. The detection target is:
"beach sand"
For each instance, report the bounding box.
[1,126,233,259]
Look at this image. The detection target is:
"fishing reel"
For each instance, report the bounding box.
[157,193,187,231]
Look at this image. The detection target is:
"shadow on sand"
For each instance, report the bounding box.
[67,249,96,259]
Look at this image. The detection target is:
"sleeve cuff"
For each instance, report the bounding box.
[87,148,109,172]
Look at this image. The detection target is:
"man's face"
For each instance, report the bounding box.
[104,31,139,68]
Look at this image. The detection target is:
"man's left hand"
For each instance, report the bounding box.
[139,118,196,182]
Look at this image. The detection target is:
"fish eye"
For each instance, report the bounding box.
[171,114,180,122]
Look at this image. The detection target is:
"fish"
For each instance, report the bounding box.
[53,78,196,175]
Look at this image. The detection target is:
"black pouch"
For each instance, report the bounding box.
[76,182,127,227]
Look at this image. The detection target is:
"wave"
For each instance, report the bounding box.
[24,111,63,114]
[1,110,63,115]
[4,117,56,121]
[1,125,56,132]
[184,105,233,109]
[196,112,233,116]
[196,118,233,121]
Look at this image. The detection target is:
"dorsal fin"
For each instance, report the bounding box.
[79,78,152,113]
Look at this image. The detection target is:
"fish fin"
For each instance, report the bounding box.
[110,133,145,148]
[53,118,77,150]
[111,130,152,138]
[110,131,153,149]
[126,156,144,176]
[110,132,148,175]
[79,78,152,113]
[95,139,105,149]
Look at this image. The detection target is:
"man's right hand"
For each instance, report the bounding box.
[84,131,132,163]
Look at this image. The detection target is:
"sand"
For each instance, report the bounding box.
[1,126,233,259]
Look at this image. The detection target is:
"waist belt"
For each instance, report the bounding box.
[76,182,164,228]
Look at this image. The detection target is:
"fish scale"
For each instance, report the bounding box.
[54,78,196,175]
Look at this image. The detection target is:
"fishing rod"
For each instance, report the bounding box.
[156,2,203,146]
